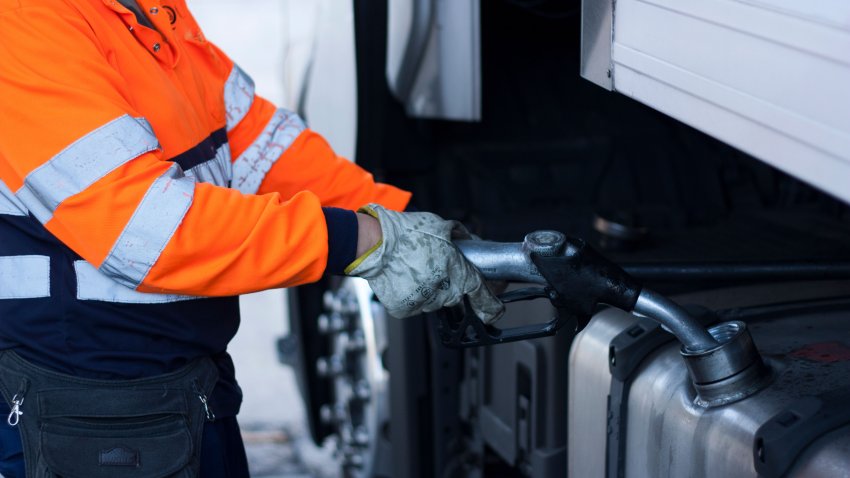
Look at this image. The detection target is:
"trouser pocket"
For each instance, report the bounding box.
[0,352,218,478]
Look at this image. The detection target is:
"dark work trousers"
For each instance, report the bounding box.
[0,401,250,478]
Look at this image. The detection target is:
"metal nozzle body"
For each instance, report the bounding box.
[456,230,720,353]
[634,289,719,352]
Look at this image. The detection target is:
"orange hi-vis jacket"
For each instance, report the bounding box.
[0,0,409,412]
[1,0,410,295]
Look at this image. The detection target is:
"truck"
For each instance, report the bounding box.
[280,0,850,476]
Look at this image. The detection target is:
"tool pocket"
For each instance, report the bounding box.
[33,389,196,478]
[0,352,218,478]
[39,416,192,478]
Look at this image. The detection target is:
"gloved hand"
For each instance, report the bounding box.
[345,204,505,324]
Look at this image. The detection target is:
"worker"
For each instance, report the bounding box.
[0,1,504,476]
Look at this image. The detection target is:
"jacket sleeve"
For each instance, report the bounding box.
[213,44,412,213]
[0,5,346,296]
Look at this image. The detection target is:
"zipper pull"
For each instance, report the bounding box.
[7,378,29,427]
[193,379,215,422]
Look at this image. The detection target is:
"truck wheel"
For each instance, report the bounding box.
[315,278,393,477]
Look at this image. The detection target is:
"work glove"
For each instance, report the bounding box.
[345,204,505,324]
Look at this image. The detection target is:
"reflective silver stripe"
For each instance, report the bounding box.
[75,260,197,303]
[0,255,50,299]
[231,109,306,195]
[224,64,255,131]
[100,163,195,288]
[185,142,232,187]
[16,115,160,224]
[0,180,27,216]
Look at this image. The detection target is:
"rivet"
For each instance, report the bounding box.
[152,43,161,52]
[149,7,159,14]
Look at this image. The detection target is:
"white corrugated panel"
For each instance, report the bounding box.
[612,0,850,203]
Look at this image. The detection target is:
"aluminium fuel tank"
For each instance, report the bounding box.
[568,301,850,478]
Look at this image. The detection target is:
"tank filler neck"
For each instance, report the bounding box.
[680,321,772,407]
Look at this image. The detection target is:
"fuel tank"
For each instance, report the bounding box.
[568,301,850,477]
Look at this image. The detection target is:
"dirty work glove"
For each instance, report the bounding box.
[344,204,505,324]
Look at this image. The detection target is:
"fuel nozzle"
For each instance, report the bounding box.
[521,234,769,404]
[455,231,771,405]
[453,230,719,351]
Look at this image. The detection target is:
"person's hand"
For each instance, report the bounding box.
[345,204,505,324]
